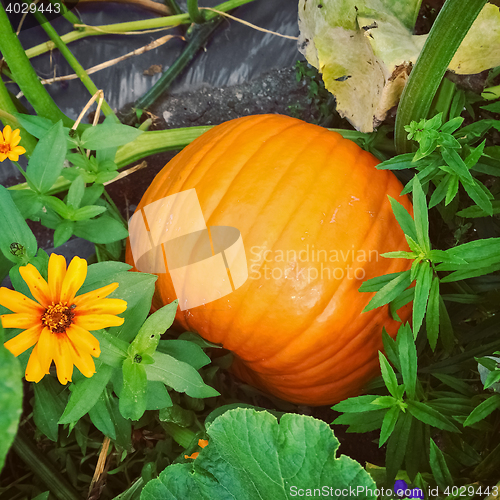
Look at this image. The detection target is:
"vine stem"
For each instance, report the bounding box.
[32,10,118,121]
[0,4,71,126]
[394,0,487,153]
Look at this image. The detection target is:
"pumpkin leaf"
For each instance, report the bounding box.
[141,409,377,500]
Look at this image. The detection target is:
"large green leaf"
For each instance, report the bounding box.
[141,409,377,500]
[0,339,23,472]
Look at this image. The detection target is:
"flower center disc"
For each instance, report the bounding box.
[42,303,75,334]
[0,143,10,154]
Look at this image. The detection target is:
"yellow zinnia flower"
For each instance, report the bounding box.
[0,125,26,162]
[0,254,127,384]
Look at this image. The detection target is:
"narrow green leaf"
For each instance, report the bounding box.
[464,395,500,427]
[429,439,454,490]
[59,363,113,424]
[53,220,74,248]
[396,323,417,400]
[386,410,413,483]
[144,352,219,399]
[406,401,459,432]
[81,123,143,150]
[33,377,67,442]
[71,205,106,221]
[429,174,450,208]
[119,358,148,421]
[358,272,404,293]
[157,340,211,370]
[333,409,386,433]
[74,215,128,244]
[441,148,474,184]
[376,153,416,170]
[371,395,398,409]
[388,197,417,242]
[379,352,398,397]
[382,328,400,373]
[413,261,433,336]
[332,395,381,413]
[457,200,500,218]
[463,179,493,216]
[445,174,459,205]
[130,301,179,357]
[363,270,411,312]
[379,406,400,447]
[66,176,85,209]
[412,176,430,252]
[426,276,440,350]
[27,120,67,193]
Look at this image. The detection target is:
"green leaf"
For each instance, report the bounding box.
[0,341,22,472]
[376,153,416,170]
[27,120,67,193]
[379,352,398,397]
[53,220,75,248]
[406,401,459,432]
[371,395,398,409]
[388,197,418,242]
[80,124,143,150]
[332,409,386,433]
[332,394,381,413]
[456,200,500,218]
[119,358,148,421]
[130,301,179,357]
[412,176,430,252]
[0,186,37,264]
[141,409,377,500]
[462,178,493,216]
[71,205,107,221]
[74,215,128,244]
[14,113,57,139]
[10,189,43,219]
[441,148,474,184]
[43,195,71,219]
[92,330,128,368]
[379,406,400,447]
[464,395,500,427]
[429,439,453,490]
[146,381,173,411]
[59,363,113,424]
[159,403,195,428]
[359,272,405,293]
[445,173,459,205]
[363,270,411,312]
[396,323,417,399]
[429,174,450,208]
[386,410,413,483]
[66,176,85,209]
[33,376,67,442]
[426,275,440,350]
[412,261,433,336]
[382,328,400,372]
[144,352,219,399]
[157,340,211,370]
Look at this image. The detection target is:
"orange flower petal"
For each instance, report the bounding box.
[4,323,43,356]
[76,298,127,316]
[10,128,21,146]
[13,145,26,155]
[53,335,74,384]
[72,282,119,308]
[0,152,7,162]
[0,287,45,314]
[48,254,67,303]
[184,452,199,460]
[36,327,56,374]
[66,324,101,357]
[198,439,208,448]
[1,312,41,329]
[0,129,4,142]
[7,152,20,161]
[68,340,95,378]
[25,344,47,383]
[74,314,124,331]
[60,257,87,304]
[19,264,52,307]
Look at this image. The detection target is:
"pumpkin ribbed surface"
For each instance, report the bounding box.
[125,114,412,405]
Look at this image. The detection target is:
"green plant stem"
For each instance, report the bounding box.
[23,0,254,60]
[0,78,37,155]
[164,0,183,16]
[103,188,128,228]
[13,429,81,500]
[187,0,205,23]
[394,0,487,153]
[0,4,71,127]
[126,17,223,123]
[32,11,118,121]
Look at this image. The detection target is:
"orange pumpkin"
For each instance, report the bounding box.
[125,114,412,405]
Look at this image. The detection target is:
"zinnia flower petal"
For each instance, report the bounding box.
[13,145,26,155]
[3,125,11,142]
[25,344,47,383]
[76,298,127,316]
[53,335,74,384]
[1,313,42,329]
[19,264,52,307]
[48,253,67,303]
[60,257,87,304]
[36,327,56,374]
[4,323,44,356]
[184,452,199,460]
[0,287,45,314]
[66,324,101,357]
[0,153,7,162]
[74,313,124,331]
[72,282,119,308]
[198,439,208,448]
[10,128,21,146]
[68,340,96,378]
